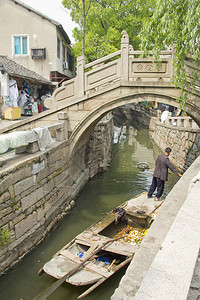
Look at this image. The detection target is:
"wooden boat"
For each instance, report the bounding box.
[38,193,162,299]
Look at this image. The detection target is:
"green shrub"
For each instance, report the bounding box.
[0,228,11,247]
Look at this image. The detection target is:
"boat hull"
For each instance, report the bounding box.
[41,194,162,293]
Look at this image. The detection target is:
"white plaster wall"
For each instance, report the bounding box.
[0,0,73,80]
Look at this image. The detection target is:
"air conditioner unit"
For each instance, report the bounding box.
[31,48,46,59]
[63,61,68,69]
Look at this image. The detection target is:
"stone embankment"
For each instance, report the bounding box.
[111,155,200,300]
[150,111,200,172]
[115,104,200,172]
[0,114,114,274]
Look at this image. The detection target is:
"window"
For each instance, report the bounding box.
[57,38,60,58]
[13,36,28,55]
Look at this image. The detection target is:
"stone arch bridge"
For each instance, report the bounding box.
[0,31,199,277]
[45,31,200,154]
[2,31,200,156]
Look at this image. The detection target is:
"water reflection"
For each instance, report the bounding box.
[0,124,179,300]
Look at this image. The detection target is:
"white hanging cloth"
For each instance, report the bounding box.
[9,79,19,107]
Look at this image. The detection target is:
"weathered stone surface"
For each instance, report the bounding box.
[48,149,62,165]
[8,186,15,198]
[54,170,69,187]
[14,175,36,196]
[0,248,19,273]
[36,165,54,182]
[21,180,54,211]
[0,206,13,220]
[0,112,114,274]
[15,211,37,239]
[151,118,200,171]
[31,160,45,175]
[0,167,32,194]
[0,192,10,204]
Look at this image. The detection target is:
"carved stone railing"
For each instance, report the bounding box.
[157,110,199,129]
[0,112,68,163]
[45,31,174,110]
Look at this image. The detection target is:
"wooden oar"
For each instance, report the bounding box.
[77,256,133,299]
[148,200,164,216]
[32,237,123,300]
[78,277,107,299]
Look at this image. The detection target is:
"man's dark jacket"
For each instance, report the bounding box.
[153,154,177,181]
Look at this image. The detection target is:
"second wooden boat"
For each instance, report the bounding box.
[37,193,162,299]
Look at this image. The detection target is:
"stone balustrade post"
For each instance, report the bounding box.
[165,118,171,126]
[184,118,191,128]
[76,55,85,97]
[121,30,129,81]
[157,110,162,121]
[177,118,183,127]
[57,112,68,140]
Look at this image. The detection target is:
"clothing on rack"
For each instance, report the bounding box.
[22,81,30,101]
[18,90,27,114]
[9,79,19,107]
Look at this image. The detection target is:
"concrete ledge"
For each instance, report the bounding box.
[134,181,200,299]
[111,155,200,300]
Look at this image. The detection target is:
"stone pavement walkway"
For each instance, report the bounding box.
[187,249,200,300]
[0,117,29,131]
[111,156,200,300]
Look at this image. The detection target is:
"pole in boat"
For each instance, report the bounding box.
[32,236,125,300]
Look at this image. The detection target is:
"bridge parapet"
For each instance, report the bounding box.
[0,117,68,165]
[164,116,199,129]
[156,110,199,129]
[45,31,174,110]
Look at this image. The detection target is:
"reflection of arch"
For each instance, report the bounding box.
[69,91,199,155]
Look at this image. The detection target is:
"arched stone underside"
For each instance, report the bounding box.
[68,86,200,155]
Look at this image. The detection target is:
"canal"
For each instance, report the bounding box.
[0,123,179,300]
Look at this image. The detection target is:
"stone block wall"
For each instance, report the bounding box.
[113,104,199,172]
[0,114,114,274]
[150,116,200,171]
[0,142,73,273]
[85,113,114,177]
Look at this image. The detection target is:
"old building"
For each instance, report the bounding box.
[0,55,54,118]
[0,0,75,85]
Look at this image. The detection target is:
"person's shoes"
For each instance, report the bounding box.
[154,197,161,201]
[147,195,152,199]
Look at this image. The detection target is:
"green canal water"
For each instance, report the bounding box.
[0,125,179,300]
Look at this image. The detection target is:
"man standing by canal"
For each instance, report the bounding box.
[147,147,181,201]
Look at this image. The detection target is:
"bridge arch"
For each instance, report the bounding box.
[45,31,200,141]
[69,90,197,155]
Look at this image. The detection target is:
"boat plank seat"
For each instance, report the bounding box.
[75,237,139,256]
[60,249,116,278]
[37,194,160,298]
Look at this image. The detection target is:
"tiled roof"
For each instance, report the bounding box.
[0,55,53,85]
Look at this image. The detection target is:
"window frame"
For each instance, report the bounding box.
[12,34,29,56]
